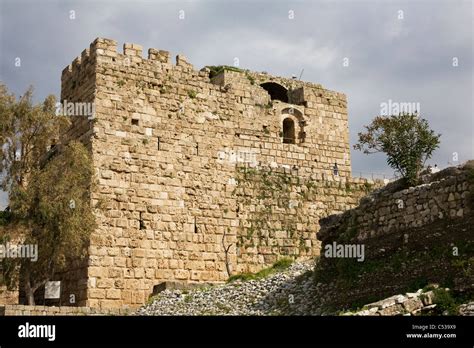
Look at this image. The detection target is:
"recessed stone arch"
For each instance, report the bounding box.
[280,107,306,144]
[260,82,288,103]
[281,107,303,120]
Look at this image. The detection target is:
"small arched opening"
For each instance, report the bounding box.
[281,107,306,144]
[260,82,288,103]
[281,107,303,119]
[282,118,296,144]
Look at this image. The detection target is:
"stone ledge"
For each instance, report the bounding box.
[151,281,217,296]
[0,305,131,316]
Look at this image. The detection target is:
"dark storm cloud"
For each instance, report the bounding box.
[0,0,472,208]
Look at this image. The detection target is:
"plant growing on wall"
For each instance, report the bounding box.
[233,166,304,251]
[187,90,197,99]
[222,228,233,277]
[206,65,245,79]
[354,113,441,186]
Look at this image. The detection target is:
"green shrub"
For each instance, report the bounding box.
[207,65,245,79]
[433,288,458,315]
[187,90,197,99]
[227,257,293,282]
[246,74,256,85]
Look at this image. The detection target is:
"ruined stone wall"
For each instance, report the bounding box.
[314,163,474,311]
[0,287,18,305]
[318,165,473,246]
[60,38,371,308]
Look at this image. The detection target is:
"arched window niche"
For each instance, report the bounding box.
[282,118,295,144]
[281,107,305,145]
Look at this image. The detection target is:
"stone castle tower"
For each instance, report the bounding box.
[59,38,374,308]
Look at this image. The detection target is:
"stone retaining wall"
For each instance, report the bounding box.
[0,304,129,316]
[314,162,474,310]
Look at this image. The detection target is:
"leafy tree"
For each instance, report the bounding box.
[16,142,95,304]
[354,113,441,185]
[0,85,69,195]
[0,85,95,304]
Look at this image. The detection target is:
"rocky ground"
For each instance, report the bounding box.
[343,288,444,316]
[136,260,320,316]
[459,302,474,315]
[135,259,474,316]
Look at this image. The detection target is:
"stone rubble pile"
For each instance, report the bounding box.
[136,259,474,316]
[459,302,474,316]
[343,290,439,316]
[135,260,320,316]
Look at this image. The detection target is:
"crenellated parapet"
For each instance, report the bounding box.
[61,37,196,79]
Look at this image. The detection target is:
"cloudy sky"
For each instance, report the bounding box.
[0,0,473,209]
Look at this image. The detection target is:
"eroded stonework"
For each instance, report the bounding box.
[60,38,377,308]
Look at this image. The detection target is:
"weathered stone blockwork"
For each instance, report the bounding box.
[0,304,129,316]
[60,38,377,308]
[315,163,474,310]
[318,166,473,247]
[0,286,18,305]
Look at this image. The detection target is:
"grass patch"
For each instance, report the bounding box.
[272,258,293,270]
[227,257,293,282]
[187,90,197,99]
[246,73,256,85]
[145,294,159,305]
[183,294,192,303]
[432,288,459,315]
[207,65,245,79]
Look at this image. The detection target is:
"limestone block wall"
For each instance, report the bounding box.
[60,46,96,148]
[0,304,129,316]
[315,163,474,310]
[232,166,377,273]
[0,226,23,305]
[59,38,371,308]
[0,287,18,305]
[318,166,473,248]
